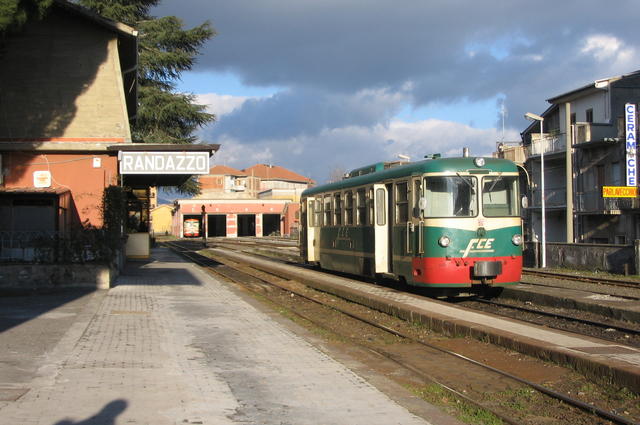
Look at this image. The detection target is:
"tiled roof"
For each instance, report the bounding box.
[207,165,247,176]
[243,164,314,184]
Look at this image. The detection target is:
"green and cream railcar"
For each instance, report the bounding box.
[300,157,523,288]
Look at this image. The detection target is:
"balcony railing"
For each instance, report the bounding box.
[530,187,567,208]
[525,133,566,157]
[576,191,639,211]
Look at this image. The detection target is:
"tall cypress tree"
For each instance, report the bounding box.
[79,0,215,195]
[0,0,52,34]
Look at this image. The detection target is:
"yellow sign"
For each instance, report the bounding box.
[602,186,638,198]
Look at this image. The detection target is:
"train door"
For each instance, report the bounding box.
[373,183,389,273]
[410,176,424,255]
[305,197,319,262]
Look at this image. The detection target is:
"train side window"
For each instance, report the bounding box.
[314,199,322,227]
[368,188,374,225]
[375,188,386,225]
[395,182,409,223]
[344,191,353,225]
[324,195,332,226]
[334,193,342,225]
[413,179,422,218]
[356,188,366,225]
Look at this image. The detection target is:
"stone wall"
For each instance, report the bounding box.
[524,241,637,274]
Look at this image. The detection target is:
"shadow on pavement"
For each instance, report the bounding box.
[52,399,128,425]
[0,289,95,333]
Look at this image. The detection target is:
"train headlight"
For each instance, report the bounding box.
[474,157,485,167]
[438,236,451,247]
[512,234,522,246]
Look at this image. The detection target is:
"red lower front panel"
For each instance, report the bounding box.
[411,256,522,286]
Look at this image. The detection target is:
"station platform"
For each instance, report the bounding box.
[505,277,640,323]
[211,248,640,394]
[0,248,461,425]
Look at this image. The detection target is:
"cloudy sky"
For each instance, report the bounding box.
[153,0,640,184]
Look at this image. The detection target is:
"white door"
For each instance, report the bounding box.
[306,197,319,262]
[373,184,389,273]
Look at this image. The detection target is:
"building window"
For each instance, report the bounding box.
[586,108,593,123]
[570,113,576,124]
[596,164,605,188]
[611,162,621,186]
[615,235,627,245]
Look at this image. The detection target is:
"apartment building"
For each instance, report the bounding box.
[521,70,640,244]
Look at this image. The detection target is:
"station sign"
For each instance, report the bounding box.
[625,103,637,186]
[119,151,209,175]
[602,186,638,198]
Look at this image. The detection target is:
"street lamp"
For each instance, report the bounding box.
[525,112,546,268]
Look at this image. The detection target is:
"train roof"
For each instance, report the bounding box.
[302,157,518,197]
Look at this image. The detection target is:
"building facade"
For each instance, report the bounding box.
[521,70,640,244]
[171,163,314,238]
[0,1,218,263]
[0,1,138,237]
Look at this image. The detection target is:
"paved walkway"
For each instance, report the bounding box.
[0,248,456,425]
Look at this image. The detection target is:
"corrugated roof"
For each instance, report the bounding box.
[207,165,247,176]
[243,164,314,184]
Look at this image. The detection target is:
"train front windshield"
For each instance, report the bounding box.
[424,176,478,217]
[424,174,520,218]
[481,175,520,217]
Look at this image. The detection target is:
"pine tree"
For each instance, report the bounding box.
[79,0,216,195]
[0,0,52,34]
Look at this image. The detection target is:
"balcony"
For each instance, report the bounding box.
[574,122,617,144]
[530,187,567,208]
[525,133,565,157]
[576,190,640,212]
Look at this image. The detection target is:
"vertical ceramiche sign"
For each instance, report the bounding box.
[626,103,637,186]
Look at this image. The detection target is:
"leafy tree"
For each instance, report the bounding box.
[0,0,52,34]
[79,0,216,195]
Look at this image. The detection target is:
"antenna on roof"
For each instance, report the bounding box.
[500,100,507,142]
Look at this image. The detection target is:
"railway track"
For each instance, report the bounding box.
[523,269,640,291]
[163,240,638,425]
[463,298,640,347]
[194,238,640,343]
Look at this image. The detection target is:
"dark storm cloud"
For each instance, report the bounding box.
[155,0,640,127]
[208,87,404,142]
[154,0,640,184]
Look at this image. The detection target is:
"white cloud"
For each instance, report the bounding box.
[195,93,253,116]
[580,34,636,65]
[207,118,520,183]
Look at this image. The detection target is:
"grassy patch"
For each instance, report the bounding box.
[409,384,504,425]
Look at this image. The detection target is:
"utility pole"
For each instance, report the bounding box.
[565,102,574,243]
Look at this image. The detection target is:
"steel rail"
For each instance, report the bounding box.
[164,241,639,425]
[523,269,640,290]
[521,280,640,301]
[472,298,640,337]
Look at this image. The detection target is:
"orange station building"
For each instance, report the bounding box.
[0,0,218,263]
[171,164,314,238]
